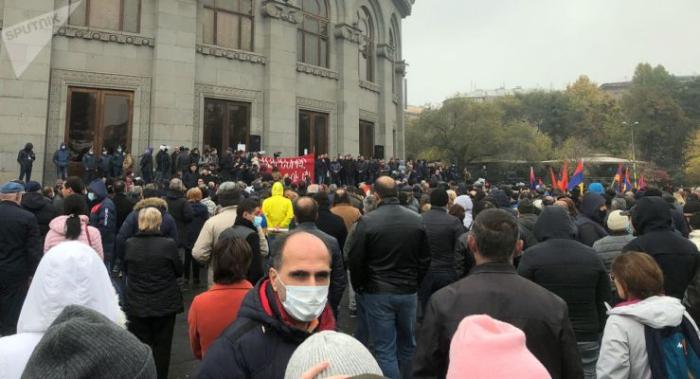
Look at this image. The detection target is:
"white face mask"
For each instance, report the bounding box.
[276,276,328,322]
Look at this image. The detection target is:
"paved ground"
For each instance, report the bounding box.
[167,284,356,379]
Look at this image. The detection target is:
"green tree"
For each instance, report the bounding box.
[684,129,700,185]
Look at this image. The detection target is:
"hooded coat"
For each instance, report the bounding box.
[623,196,700,300]
[164,189,193,247]
[88,180,116,262]
[575,193,609,247]
[262,182,294,229]
[52,144,69,168]
[0,242,124,379]
[17,143,35,168]
[20,192,58,238]
[596,296,695,379]
[198,279,336,379]
[44,215,104,258]
[518,206,611,342]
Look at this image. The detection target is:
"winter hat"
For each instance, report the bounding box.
[21,305,156,379]
[430,188,449,207]
[284,331,383,379]
[588,183,605,195]
[446,315,551,379]
[25,181,41,193]
[518,198,536,215]
[606,210,630,232]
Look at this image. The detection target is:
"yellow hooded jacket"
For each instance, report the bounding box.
[262,182,294,229]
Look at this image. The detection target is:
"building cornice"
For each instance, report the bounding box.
[55,26,154,47]
[196,44,267,65]
[360,80,381,94]
[334,23,361,44]
[261,0,303,24]
[296,62,339,80]
[393,0,414,18]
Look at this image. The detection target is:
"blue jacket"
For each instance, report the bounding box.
[88,180,116,262]
[116,197,178,261]
[53,146,70,167]
[198,279,336,379]
[82,153,98,171]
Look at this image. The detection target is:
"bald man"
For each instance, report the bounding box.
[199,231,336,378]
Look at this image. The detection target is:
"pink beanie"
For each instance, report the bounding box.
[446,315,551,379]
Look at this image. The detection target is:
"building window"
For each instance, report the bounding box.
[203,98,251,154]
[69,0,141,33]
[297,0,329,68]
[299,110,328,156]
[66,87,133,176]
[358,7,375,82]
[359,120,374,158]
[200,0,254,51]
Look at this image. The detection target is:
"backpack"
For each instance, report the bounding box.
[645,315,700,379]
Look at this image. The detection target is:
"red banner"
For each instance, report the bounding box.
[259,154,315,183]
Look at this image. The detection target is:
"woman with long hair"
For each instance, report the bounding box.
[44,194,103,258]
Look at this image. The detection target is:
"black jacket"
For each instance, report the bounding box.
[0,201,42,286]
[164,190,193,247]
[518,213,539,249]
[198,279,335,379]
[347,198,430,294]
[413,262,583,379]
[185,202,209,250]
[21,192,58,238]
[421,207,465,273]
[112,193,135,231]
[219,218,264,285]
[116,198,179,261]
[624,196,700,299]
[123,232,183,317]
[155,150,171,174]
[294,223,347,314]
[17,146,35,168]
[518,206,611,342]
[183,170,199,189]
[575,193,609,247]
[315,207,347,254]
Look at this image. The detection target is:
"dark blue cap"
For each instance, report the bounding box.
[1,182,25,194]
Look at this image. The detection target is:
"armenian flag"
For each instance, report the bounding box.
[612,164,623,192]
[638,175,647,190]
[623,167,633,192]
[559,161,569,193]
[549,167,559,190]
[567,160,584,191]
[529,167,536,190]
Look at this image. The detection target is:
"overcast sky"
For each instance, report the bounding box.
[402,0,700,106]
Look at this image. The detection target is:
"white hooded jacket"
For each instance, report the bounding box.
[596,296,698,379]
[0,241,124,379]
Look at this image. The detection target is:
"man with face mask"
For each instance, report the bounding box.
[0,182,42,336]
[87,179,116,268]
[198,231,336,378]
[110,146,126,178]
[52,143,70,180]
[82,147,99,183]
[575,192,609,247]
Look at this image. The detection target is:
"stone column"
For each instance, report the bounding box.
[0,0,54,183]
[149,0,196,149]
[334,23,361,156]
[396,60,407,159]
[377,43,396,159]
[261,0,302,156]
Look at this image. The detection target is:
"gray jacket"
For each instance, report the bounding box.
[596,296,692,379]
[592,234,634,286]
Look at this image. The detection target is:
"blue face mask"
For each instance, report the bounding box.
[253,216,263,228]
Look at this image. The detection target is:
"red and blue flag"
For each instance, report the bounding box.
[567,160,584,191]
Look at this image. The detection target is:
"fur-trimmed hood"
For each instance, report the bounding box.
[133,197,168,212]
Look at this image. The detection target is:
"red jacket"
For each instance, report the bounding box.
[187,281,253,359]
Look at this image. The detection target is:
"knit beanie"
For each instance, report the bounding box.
[21,305,156,379]
[446,315,551,379]
[588,183,605,195]
[606,210,630,232]
[430,188,449,207]
[284,331,383,379]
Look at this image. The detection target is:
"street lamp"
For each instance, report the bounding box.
[623,121,640,185]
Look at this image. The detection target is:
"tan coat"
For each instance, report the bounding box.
[331,204,362,232]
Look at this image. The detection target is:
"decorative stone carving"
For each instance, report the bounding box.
[393,94,400,105]
[196,44,267,65]
[377,44,396,60]
[46,69,151,180]
[334,23,361,44]
[193,84,264,146]
[296,63,338,80]
[359,109,379,123]
[395,60,408,76]
[56,26,154,47]
[261,1,303,24]
[359,80,381,94]
[393,0,414,18]
[296,96,336,112]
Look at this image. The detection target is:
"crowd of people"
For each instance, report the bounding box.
[3,144,700,379]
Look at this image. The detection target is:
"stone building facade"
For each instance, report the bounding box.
[0,0,413,183]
